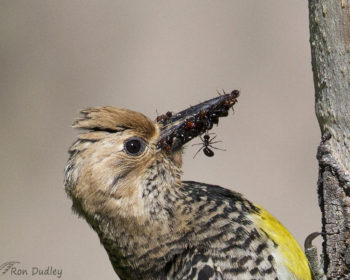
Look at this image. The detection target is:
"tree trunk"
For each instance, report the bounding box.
[308,0,350,278]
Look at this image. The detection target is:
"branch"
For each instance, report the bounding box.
[308,0,350,278]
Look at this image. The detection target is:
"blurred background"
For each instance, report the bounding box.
[0,1,320,279]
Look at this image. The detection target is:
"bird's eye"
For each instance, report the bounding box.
[124,137,146,156]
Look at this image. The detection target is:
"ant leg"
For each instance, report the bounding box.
[205,132,215,136]
[193,146,204,159]
[192,143,204,146]
[208,140,222,145]
[208,145,226,151]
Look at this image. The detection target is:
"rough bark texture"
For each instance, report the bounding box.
[309,0,350,278]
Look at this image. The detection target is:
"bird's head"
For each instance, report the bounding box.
[65,107,176,222]
[64,91,239,224]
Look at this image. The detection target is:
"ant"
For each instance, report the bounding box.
[155,110,172,123]
[192,132,226,158]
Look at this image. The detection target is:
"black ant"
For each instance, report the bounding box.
[192,132,226,158]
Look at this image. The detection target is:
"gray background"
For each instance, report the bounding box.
[0,1,320,279]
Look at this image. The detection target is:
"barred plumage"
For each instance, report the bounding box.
[64,97,312,280]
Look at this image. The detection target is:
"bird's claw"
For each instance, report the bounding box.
[304,232,327,280]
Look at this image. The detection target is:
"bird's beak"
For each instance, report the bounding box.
[156,90,240,152]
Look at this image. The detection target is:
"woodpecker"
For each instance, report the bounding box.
[65,92,312,280]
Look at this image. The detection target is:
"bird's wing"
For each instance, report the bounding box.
[165,249,223,280]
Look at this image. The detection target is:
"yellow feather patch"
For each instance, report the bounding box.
[253,205,312,280]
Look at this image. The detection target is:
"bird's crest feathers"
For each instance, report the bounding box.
[73,107,157,139]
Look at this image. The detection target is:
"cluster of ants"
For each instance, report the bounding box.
[156,90,239,158]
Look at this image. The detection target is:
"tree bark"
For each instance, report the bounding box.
[308,0,350,278]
